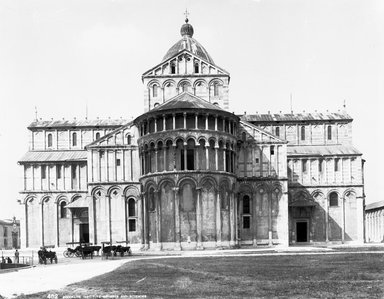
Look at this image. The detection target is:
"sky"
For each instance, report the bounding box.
[0,0,382,219]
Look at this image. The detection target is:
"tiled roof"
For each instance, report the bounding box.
[287,145,361,157]
[163,36,215,65]
[240,112,353,123]
[28,119,128,129]
[19,151,87,163]
[150,92,225,112]
[366,201,384,211]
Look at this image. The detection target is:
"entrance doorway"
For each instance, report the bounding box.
[296,221,308,243]
[79,223,89,243]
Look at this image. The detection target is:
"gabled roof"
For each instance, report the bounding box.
[142,49,230,78]
[366,201,384,211]
[18,150,87,163]
[287,145,362,157]
[239,120,287,144]
[240,112,353,123]
[28,118,129,130]
[86,121,133,148]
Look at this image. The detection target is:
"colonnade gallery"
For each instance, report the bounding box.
[19,18,365,249]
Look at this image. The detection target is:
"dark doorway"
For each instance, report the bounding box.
[79,223,89,243]
[296,221,308,242]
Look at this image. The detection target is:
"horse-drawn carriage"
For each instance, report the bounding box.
[63,243,101,259]
[101,241,132,258]
[38,246,58,264]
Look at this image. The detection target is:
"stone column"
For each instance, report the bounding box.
[229,192,235,246]
[205,144,210,170]
[215,145,219,171]
[54,202,59,247]
[341,195,345,244]
[141,192,148,250]
[155,190,162,250]
[216,190,222,247]
[214,115,218,131]
[195,114,198,129]
[325,194,329,242]
[40,200,44,246]
[155,149,158,173]
[196,187,203,249]
[173,187,181,250]
[138,194,144,249]
[205,114,209,130]
[163,146,167,171]
[268,192,273,246]
[195,144,199,169]
[183,112,187,129]
[252,192,257,246]
[223,147,227,172]
[183,142,187,170]
[154,118,157,133]
[163,115,166,131]
[235,194,239,246]
[172,113,176,130]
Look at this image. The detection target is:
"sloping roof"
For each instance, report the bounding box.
[239,120,287,144]
[240,112,353,123]
[150,92,225,112]
[28,118,129,129]
[66,197,89,209]
[366,201,384,211]
[287,145,361,157]
[19,151,87,163]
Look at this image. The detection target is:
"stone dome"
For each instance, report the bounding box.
[162,19,215,64]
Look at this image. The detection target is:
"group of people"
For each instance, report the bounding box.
[0,249,19,264]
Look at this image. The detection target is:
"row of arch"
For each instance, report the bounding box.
[289,188,357,204]
[143,175,235,193]
[140,136,237,150]
[140,138,237,174]
[137,112,238,137]
[147,78,224,90]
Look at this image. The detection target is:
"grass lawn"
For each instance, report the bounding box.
[20,253,384,298]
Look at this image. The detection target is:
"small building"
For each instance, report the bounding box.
[0,218,21,249]
[365,201,384,243]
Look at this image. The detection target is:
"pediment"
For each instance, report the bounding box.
[86,122,138,148]
[239,120,287,144]
[142,49,229,78]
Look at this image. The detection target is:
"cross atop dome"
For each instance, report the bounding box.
[184,9,190,23]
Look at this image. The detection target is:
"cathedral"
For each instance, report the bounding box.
[18,18,365,250]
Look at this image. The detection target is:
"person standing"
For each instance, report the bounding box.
[14,249,19,263]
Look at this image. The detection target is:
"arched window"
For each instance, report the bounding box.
[275,127,280,137]
[213,83,219,96]
[126,134,131,145]
[242,195,251,229]
[127,198,136,232]
[243,195,250,214]
[128,198,136,217]
[153,85,158,97]
[72,132,77,146]
[170,62,176,74]
[47,133,53,147]
[95,132,100,140]
[327,125,332,140]
[301,126,306,141]
[60,201,67,218]
[329,192,338,207]
[194,62,199,73]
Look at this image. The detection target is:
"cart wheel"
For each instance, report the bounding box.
[63,250,69,258]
